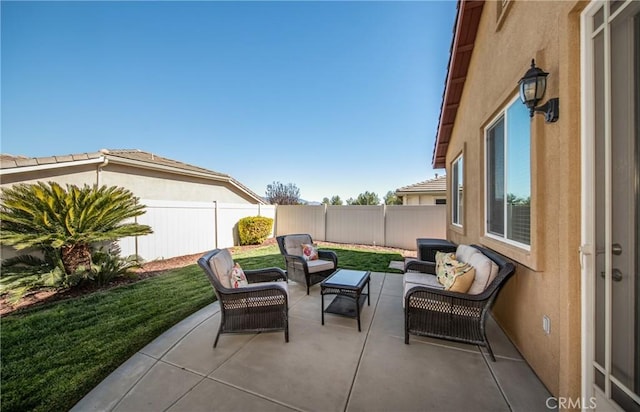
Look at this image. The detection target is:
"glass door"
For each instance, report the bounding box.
[583,1,639,410]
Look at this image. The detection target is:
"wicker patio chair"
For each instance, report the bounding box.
[404,245,516,361]
[276,234,338,295]
[197,249,289,347]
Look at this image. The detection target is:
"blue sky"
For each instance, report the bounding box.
[1,1,457,202]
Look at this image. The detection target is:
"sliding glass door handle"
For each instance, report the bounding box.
[600,269,623,282]
[611,243,622,255]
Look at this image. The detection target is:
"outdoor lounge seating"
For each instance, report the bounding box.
[197,248,289,347]
[403,244,516,361]
[276,234,338,294]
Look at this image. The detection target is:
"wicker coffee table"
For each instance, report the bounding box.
[320,269,371,331]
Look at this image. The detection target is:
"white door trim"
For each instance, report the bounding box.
[581,1,640,409]
[580,0,600,404]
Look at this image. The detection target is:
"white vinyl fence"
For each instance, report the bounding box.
[0,202,446,264]
[275,204,447,250]
[118,200,276,261]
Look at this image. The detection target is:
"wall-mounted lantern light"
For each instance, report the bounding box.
[518,59,559,123]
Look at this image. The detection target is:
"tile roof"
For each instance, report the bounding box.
[0,152,103,169]
[395,175,447,194]
[0,149,264,203]
[101,149,230,179]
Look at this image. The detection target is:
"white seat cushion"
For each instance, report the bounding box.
[456,244,480,264]
[466,252,499,295]
[453,245,499,295]
[208,249,234,288]
[240,281,289,302]
[306,259,335,273]
[284,234,312,257]
[402,273,444,307]
[403,272,444,290]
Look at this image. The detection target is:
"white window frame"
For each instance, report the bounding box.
[451,154,463,227]
[484,95,531,251]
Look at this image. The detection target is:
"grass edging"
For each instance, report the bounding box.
[0,244,404,411]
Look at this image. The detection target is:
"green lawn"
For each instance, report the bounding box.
[0,244,403,412]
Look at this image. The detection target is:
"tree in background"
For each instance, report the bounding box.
[384,190,403,205]
[265,181,301,205]
[322,195,343,205]
[347,191,380,205]
[507,193,531,205]
[330,195,343,205]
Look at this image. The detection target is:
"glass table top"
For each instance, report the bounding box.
[322,269,369,288]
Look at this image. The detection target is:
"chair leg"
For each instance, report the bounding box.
[485,340,497,362]
[404,309,410,344]
[214,322,223,348]
[285,323,289,343]
[481,320,496,361]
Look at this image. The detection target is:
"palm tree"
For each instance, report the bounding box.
[0,182,152,275]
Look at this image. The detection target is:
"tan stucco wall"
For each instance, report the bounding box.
[443,0,586,399]
[0,163,256,204]
[100,164,253,203]
[403,193,447,205]
[0,164,100,187]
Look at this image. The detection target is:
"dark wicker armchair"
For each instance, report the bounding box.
[276,234,338,295]
[404,245,516,361]
[197,249,289,348]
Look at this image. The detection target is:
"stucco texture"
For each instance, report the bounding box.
[443,0,585,399]
[100,164,253,203]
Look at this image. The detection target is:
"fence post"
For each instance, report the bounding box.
[274,204,278,237]
[323,203,328,241]
[383,204,387,247]
[214,200,219,248]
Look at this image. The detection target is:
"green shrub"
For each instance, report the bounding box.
[237,216,273,245]
[0,244,142,301]
[90,245,142,286]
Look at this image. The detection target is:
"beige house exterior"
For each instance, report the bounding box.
[434,1,638,410]
[395,175,447,205]
[0,149,269,260]
[0,149,264,204]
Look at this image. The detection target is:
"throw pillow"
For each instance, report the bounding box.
[446,267,476,293]
[301,243,319,261]
[435,251,456,286]
[439,254,474,291]
[229,263,248,288]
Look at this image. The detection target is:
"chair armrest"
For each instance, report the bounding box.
[318,250,338,266]
[405,284,487,304]
[245,267,287,283]
[218,282,288,299]
[404,260,436,274]
[284,254,308,269]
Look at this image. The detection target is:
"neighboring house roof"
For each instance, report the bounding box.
[0,148,265,204]
[432,0,484,168]
[396,175,447,196]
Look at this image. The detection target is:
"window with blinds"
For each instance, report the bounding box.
[485,97,531,247]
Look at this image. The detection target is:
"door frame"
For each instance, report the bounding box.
[579,0,595,401]
[581,1,639,409]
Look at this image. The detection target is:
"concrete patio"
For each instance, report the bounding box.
[73,272,553,412]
